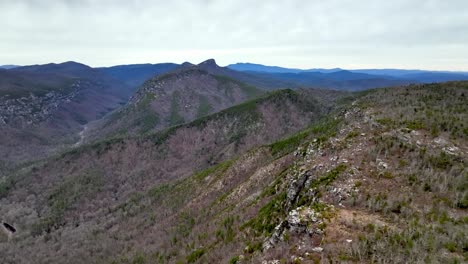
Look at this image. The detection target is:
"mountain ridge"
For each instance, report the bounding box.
[85,59,266,140]
[97,63,179,88]
[0,61,133,168]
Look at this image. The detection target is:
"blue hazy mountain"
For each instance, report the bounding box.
[97,63,179,88]
[0,65,19,69]
[227,63,468,84]
[228,62,342,73]
[245,70,411,91]
[352,69,468,82]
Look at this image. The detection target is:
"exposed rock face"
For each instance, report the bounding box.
[264,205,325,250]
[285,168,315,211]
[197,58,219,69]
[264,168,322,250]
[0,80,82,127]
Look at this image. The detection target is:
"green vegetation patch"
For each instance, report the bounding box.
[176,211,196,238]
[404,119,426,130]
[186,248,205,263]
[270,130,308,157]
[196,95,213,118]
[148,183,172,201]
[147,159,235,212]
[310,164,347,188]
[137,92,156,111]
[0,177,14,199]
[229,256,240,264]
[213,74,264,99]
[216,216,236,243]
[269,115,341,158]
[429,151,456,170]
[242,191,287,236]
[31,169,104,235]
[193,159,235,182]
[168,91,185,126]
[136,111,160,134]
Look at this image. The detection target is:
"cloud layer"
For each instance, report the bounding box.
[1,0,467,70]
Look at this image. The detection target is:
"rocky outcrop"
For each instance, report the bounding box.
[285,168,315,211]
[264,167,322,250]
[264,205,324,250]
[0,80,83,127]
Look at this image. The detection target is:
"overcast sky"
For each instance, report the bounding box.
[1,0,467,70]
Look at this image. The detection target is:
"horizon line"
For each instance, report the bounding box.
[2,60,468,73]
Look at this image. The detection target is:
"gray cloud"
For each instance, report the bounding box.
[1,0,467,70]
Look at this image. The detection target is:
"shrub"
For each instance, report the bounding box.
[444,242,457,253]
[270,131,308,157]
[0,177,14,198]
[229,256,240,264]
[456,193,468,209]
[404,120,425,130]
[148,184,172,201]
[243,192,287,235]
[429,152,454,170]
[186,248,205,263]
[310,164,347,188]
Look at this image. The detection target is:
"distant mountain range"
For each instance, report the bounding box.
[0,65,19,69]
[227,62,468,84]
[97,63,179,88]
[241,70,412,91]
[228,62,342,73]
[5,61,468,90]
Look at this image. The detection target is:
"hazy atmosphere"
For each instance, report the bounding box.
[1,0,467,70]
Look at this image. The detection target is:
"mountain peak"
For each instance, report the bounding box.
[14,61,92,73]
[181,61,195,68]
[55,61,92,71]
[60,61,87,67]
[198,59,218,68]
